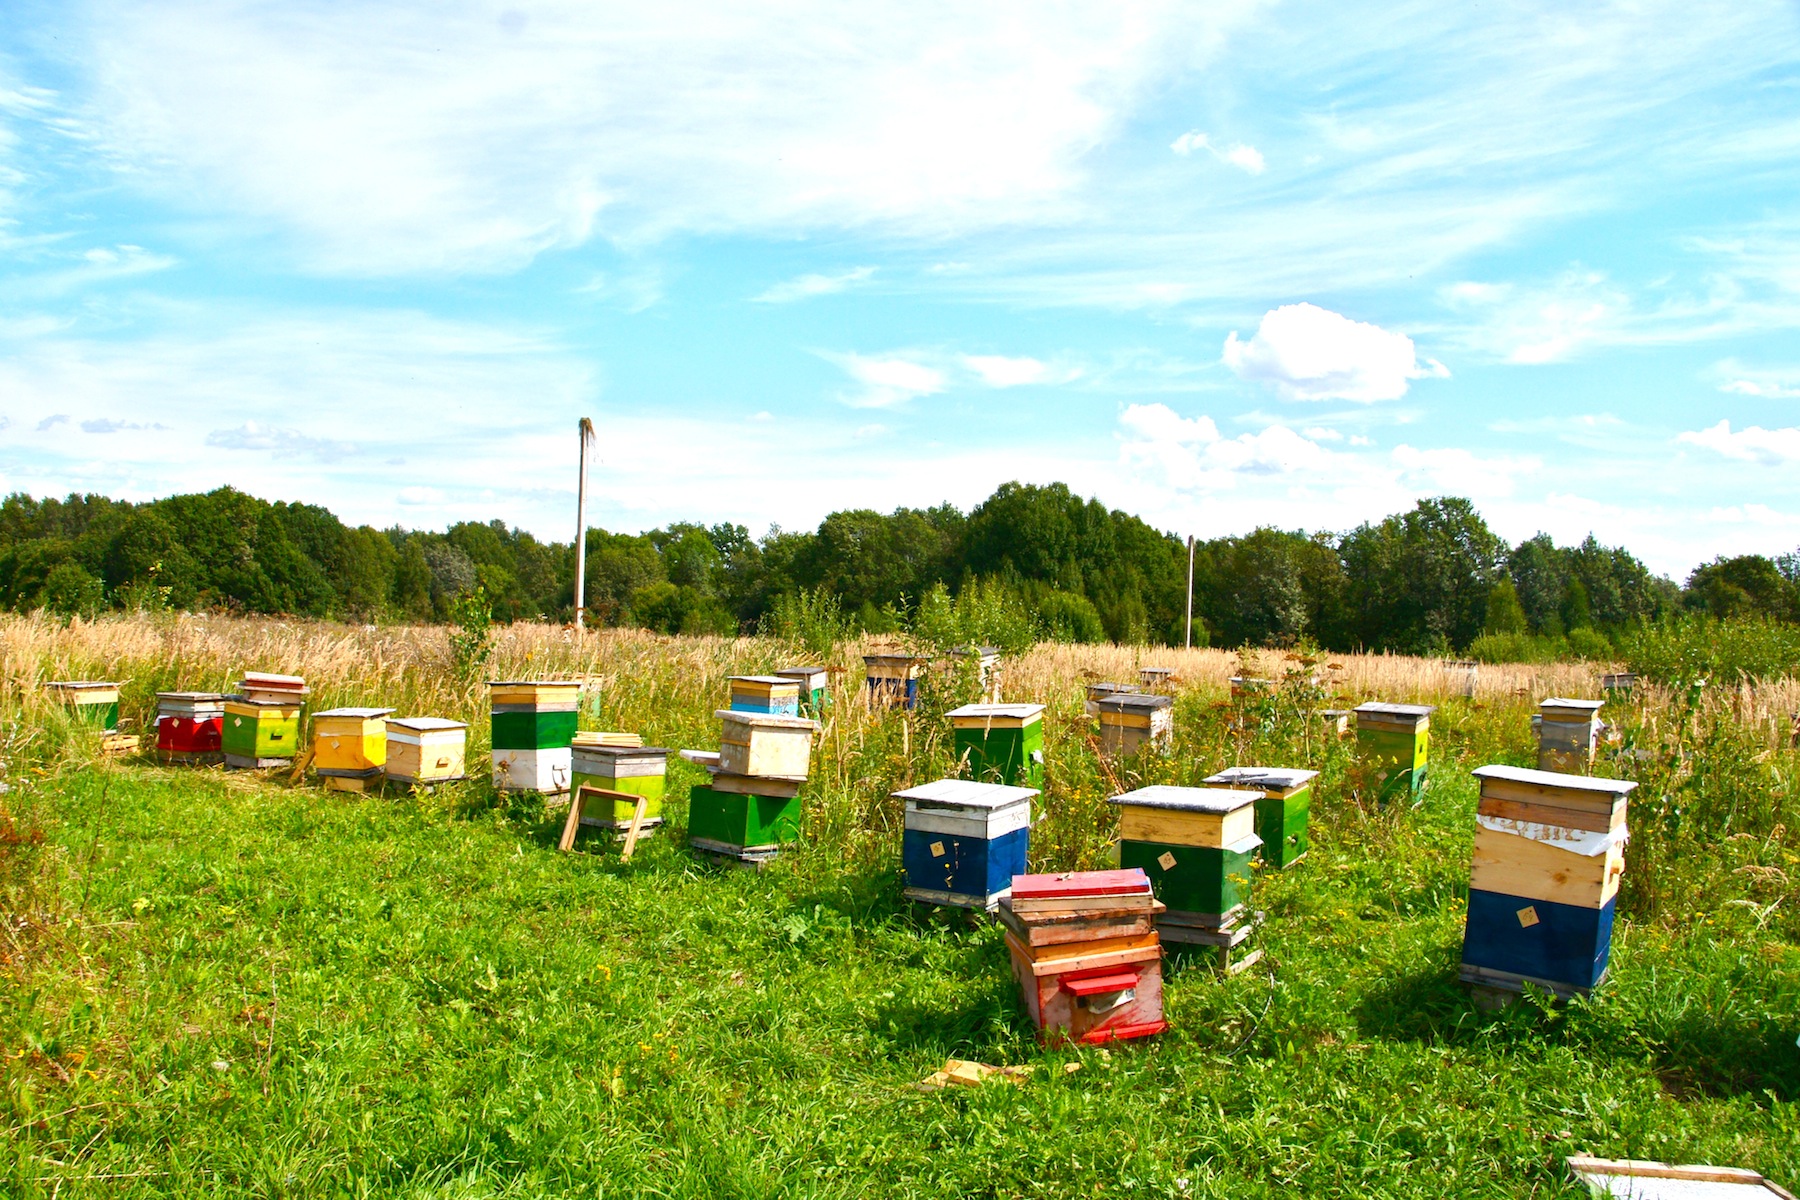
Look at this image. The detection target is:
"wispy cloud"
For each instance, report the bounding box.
[752,266,876,304]
[818,350,947,409]
[959,354,1081,388]
[1169,130,1264,174]
[1713,358,1800,398]
[1223,303,1446,402]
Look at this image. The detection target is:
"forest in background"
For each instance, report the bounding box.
[2,481,1798,661]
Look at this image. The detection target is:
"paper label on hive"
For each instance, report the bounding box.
[1477,814,1627,856]
[1516,906,1540,928]
[1157,851,1177,871]
[233,717,242,726]
[930,841,945,857]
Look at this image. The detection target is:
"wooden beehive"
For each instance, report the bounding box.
[1084,681,1139,716]
[686,786,805,864]
[1203,767,1320,870]
[1228,676,1273,700]
[1138,666,1175,691]
[1318,708,1351,737]
[1095,693,1173,755]
[863,654,926,709]
[384,717,468,786]
[1111,786,1262,924]
[570,743,670,830]
[774,666,831,717]
[895,778,1037,910]
[155,692,225,763]
[238,672,308,704]
[1600,673,1638,694]
[714,710,817,780]
[949,645,1002,702]
[1354,702,1435,804]
[43,681,122,732]
[1538,697,1604,773]
[488,680,581,795]
[946,702,1045,788]
[311,707,395,784]
[1443,659,1480,698]
[1459,765,1636,1000]
[998,869,1167,1044]
[728,675,802,717]
[222,697,302,769]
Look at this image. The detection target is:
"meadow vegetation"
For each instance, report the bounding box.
[0,612,1796,1197]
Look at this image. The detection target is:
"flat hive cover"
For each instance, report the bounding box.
[946,703,1045,720]
[157,691,226,701]
[1097,693,1173,711]
[487,679,581,687]
[729,675,795,686]
[713,710,819,730]
[574,745,671,759]
[1542,697,1606,711]
[1110,785,1263,812]
[314,707,397,719]
[388,717,468,731]
[45,680,120,689]
[1012,868,1151,900]
[1474,765,1637,796]
[1204,767,1321,789]
[893,777,1038,809]
[1355,702,1437,718]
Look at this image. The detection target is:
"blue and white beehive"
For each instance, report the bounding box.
[895,777,1037,911]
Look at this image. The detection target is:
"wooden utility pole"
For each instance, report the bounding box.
[1184,534,1195,649]
[574,417,594,630]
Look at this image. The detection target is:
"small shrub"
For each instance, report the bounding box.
[448,585,493,678]
[760,587,855,659]
[1622,613,1800,684]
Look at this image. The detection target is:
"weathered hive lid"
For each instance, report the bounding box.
[1540,697,1604,714]
[775,666,829,680]
[893,777,1038,810]
[241,671,305,688]
[1012,868,1151,901]
[43,680,121,691]
[313,707,396,719]
[1140,666,1174,675]
[573,744,670,761]
[949,644,1000,657]
[945,702,1045,722]
[1087,681,1139,694]
[157,691,226,702]
[1109,785,1263,813]
[572,731,644,748]
[863,653,924,665]
[679,749,720,767]
[1204,766,1320,789]
[1355,702,1436,718]
[1096,693,1173,712]
[386,716,468,732]
[1472,764,1637,796]
[713,710,819,731]
[225,695,302,708]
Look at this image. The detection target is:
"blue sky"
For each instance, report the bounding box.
[2,1,1798,578]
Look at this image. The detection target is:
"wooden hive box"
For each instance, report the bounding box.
[1354,702,1436,804]
[155,692,226,763]
[1460,765,1636,998]
[949,645,1002,701]
[1002,869,1166,1044]
[311,707,395,783]
[488,680,580,795]
[1096,693,1173,755]
[222,697,303,769]
[1318,708,1351,737]
[714,710,817,780]
[1203,767,1320,870]
[775,666,831,717]
[385,718,468,786]
[1084,681,1139,716]
[946,702,1046,788]
[863,654,926,709]
[238,672,308,704]
[1443,659,1480,698]
[571,743,670,829]
[728,675,802,717]
[895,778,1037,910]
[686,784,805,862]
[1538,697,1605,773]
[1111,786,1262,923]
[1600,673,1638,694]
[43,681,123,732]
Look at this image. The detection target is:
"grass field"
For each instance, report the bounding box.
[2,614,1797,1198]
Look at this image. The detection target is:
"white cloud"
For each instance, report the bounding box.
[1169,130,1265,174]
[1120,402,1219,445]
[77,2,1252,273]
[959,354,1081,388]
[1713,359,1800,398]
[1117,403,1335,489]
[752,266,876,304]
[1438,271,1628,364]
[1222,303,1445,402]
[818,351,946,409]
[1678,419,1800,466]
[1391,444,1537,499]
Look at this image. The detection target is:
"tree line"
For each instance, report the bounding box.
[1,482,1794,655]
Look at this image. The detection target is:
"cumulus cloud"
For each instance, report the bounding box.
[37,414,69,430]
[819,351,946,409]
[1118,402,1335,489]
[1169,130,1265,174]
[959,354,1080,388]
[1391,444,1537,498]
[752,266,876,304]
[1678,419,1800,466]
[1222,303,1446,402]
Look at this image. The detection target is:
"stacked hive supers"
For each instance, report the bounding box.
[223,673,307,769]
[489,680,580,795]
[1354,702,1435,805]
[685,709,819,866]
[947,702,1045,788]
[1202,767,1319,870]
[1112,785,1264,972]
[571,734,670,835]
[895,778,1036,910]
[997,869,1168,1044]
[728,675,801,717]
[1459,764,1635,1001]
[385,717,468,787]
[311,707,395,792]
[1095,692,1173,755]
[155,692,225,764]
[1537,698,1604,774]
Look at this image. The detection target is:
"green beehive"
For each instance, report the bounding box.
[222,697,303,769]
[570,740,670,830]
[948,703,1045,788]
[1202,767,1319,870]
[1111,786,1263,922]
[686,784,804,862]
[1354,703,1435,805]
[776,667,831,718]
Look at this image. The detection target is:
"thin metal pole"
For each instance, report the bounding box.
[574,417,593,630]
[1184,534,1195,649]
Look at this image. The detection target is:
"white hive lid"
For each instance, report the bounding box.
[1472,764,1637,796]
[1109,785,1263,812]
[945,703,1045,720]
[893,778,1038,809]
[1204,766,1321,788]
[1355,702,1437,718]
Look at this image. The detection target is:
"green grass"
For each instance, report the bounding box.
[3,666,1798,1197]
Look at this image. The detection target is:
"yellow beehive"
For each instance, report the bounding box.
[312,708,395,773]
